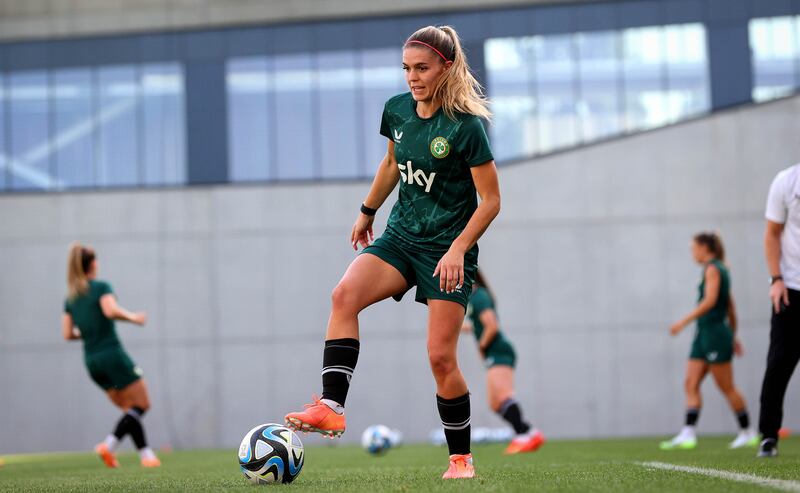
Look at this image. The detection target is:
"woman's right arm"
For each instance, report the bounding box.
[670,264,720,335]
[351,140,400,250]
[100,294,147,325]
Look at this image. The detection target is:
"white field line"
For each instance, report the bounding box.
[636,461,800,492]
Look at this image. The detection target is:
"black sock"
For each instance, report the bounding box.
[321,338,360,407]
[437,393,471,456]
[113,406,148,450]
[498,398,531,435]
[736,409,750,429]
[685,408,700,427]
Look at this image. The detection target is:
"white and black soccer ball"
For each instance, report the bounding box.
[361,424,401,455]
[238,423,304,484]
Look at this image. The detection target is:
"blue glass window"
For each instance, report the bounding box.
[485,38,538,161]
[361,47,405,171]
[0,74,6,190]
[227,57,273,181]
[273,53,315,180]
[750,16,800,102]
[53,68,94,188]
[141,63,186,185]
[664,24,709,122]
[485,23,709,162]
[318,50,360,179]
[97,66,139,187]
[622,26,668,132]
[226,47,409,183]
[535,34,579,152]
[0,60,186,192]
[576,30,622,142]
[8,71,51,190]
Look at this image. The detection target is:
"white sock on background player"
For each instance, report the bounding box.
[103,435,119,452]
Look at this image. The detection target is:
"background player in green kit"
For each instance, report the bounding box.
[463,269,545,455]
[285,25,501,479]
[661,232,757,450]
[63,242,160,468]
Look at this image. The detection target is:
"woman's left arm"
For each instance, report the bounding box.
[434,160,501,293]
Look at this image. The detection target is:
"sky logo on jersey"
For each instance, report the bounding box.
[430,136,450,159]
[398,161,436,193]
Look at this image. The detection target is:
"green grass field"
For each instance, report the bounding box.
[2,436,799,492]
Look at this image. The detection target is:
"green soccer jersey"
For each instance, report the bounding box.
[467,286,512,348]
[697,259,731,327]
[380,92,494,252]
[64,280,122,355]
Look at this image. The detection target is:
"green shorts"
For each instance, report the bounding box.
[85,346,143,390]
[484,340,517,369]
[689,324,733,364]
[362,232,478,309]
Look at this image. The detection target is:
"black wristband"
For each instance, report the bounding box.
[360,203,377,216]
[771,275,784,285]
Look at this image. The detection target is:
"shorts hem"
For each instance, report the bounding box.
[420,292,469,309]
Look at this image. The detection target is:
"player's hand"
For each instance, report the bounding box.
[350,213,375,251]
[734,337,744,357]
[669,320,685,336]
[433,247,464,294]
[770,279,789,314]
[131,312,147,326]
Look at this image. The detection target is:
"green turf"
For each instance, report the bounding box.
[1,436,799,492]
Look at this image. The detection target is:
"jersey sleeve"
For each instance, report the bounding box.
[64,299,71,314]
[95,281,114,298]
[455,116,494,167]
[765,171,788,224]
[379,103,392,139]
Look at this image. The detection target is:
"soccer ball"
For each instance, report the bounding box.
[238,423,304,484]
[361,424,401,455]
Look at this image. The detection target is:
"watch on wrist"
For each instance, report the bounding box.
[360,203,377,216]
[771,275,783,285]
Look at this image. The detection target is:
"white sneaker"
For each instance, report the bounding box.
[729,429,759,449]
[659,427,697,450]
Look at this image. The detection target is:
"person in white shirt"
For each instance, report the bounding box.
[758,162,800,458]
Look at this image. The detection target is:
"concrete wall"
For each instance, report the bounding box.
[0,0,592,41]
[1,95,799,454]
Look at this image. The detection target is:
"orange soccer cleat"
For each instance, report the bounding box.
[94,442,120,469]
[285,396,346,439]
[140,456,161,468]
[442,453,475,479]
[504,429,546,455]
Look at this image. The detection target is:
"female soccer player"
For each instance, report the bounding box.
[660,232,757,450]
[463,269,545,455]
[63,242,160,468]
[285,25,500,479]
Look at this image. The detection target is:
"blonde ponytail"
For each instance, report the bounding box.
[67,241,94,300]
[405,25,492,121]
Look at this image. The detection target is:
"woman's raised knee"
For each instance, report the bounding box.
[331,282,361,313]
